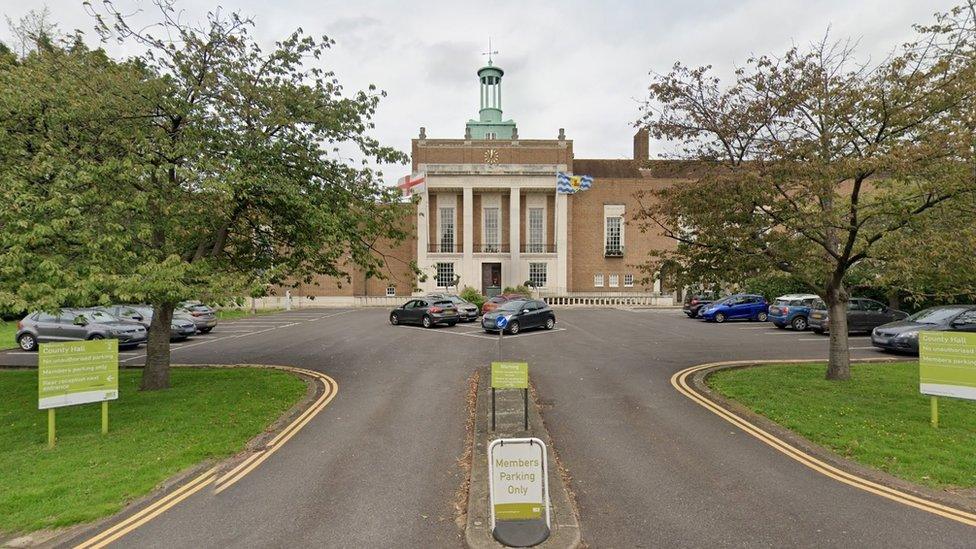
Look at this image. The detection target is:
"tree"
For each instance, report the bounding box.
[0,1,409,389]
[635,3,976,380]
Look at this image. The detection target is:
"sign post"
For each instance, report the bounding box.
[488,437,551,547]
[919,331,976,428]
[491,361,529,431]
[38,339,119,446]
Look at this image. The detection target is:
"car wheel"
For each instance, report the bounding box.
[200,327,213,334]
[390,313,399,326]
[544,317,555,330]
[508,321,521,335]
[89,334,104,340]
[422,315,433,328]
[757,312,769,322]
[17,333,37,352]
[714,313,726,324]
[791,316,808,331]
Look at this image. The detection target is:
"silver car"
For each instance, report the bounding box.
[426,294,480,322]
[15,308,147,352]
[178,302,218,333]
[99,305,198,340]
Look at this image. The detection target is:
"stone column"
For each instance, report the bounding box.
[509,187,521,287]
[463,186,474,288]
[555,192,568,295]
[417,188,430,295]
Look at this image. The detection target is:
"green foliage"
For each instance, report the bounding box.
[709,362,976,489]
[0,368,305,532]
[743,273,811,301]
[502,285,532,297]
[0,4,409,387]
[459,286,486,309]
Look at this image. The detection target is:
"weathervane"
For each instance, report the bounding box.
[482,37,498,66]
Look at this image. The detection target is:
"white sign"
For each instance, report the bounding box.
[488,437,550,527]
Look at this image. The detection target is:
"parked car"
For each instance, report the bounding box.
[99,305,197,341]
[481,293,525,315]
[15,308,147,351]
[872,305,976,354]
[427,294,480,322]
[768,294,820,331]
[482,299,556,335]
[176,302,218,333]
[808,298,908,334]
[700,294,769,323]
[389,298,460,328]
[682,295,715,318]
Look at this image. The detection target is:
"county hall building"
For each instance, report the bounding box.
[290,59,685,307]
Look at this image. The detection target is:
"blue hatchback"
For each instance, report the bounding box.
[700,294,769,323]
[768,294,820,331]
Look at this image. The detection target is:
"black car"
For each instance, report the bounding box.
[808,298,908,334]
[481,299,556,334]
[872,305,976,354]
[389,298,460,328]
[682,295,714,318]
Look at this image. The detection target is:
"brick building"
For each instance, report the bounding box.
[291,58,682,307]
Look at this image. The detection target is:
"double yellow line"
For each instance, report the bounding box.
[74,365,338,549]
[671,360,976,528]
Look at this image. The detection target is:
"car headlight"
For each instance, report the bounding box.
[896,330,919,340]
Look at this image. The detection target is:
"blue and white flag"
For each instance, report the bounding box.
[556,172,593,194]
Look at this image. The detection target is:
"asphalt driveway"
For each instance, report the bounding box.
[5,307,971,548]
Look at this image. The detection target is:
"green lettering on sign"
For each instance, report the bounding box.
[38,339,119,410]
[919,331,976,402]
[492,362,528,389]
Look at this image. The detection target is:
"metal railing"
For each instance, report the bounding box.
[604,246,624,257]
[474,243,510,253]
[428,243,457,253]
[521,244,557,254]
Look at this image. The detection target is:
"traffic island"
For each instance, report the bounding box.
[463,365,582,548]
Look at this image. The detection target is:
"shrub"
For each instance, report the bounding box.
[460,286,486,309]
[502,285,532,297]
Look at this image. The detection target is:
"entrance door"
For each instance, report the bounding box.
[482,263,502,297]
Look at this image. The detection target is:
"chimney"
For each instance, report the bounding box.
[633,128,649,161]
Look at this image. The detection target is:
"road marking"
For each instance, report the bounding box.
[73,365,339,548]
[738,326,777,330]
[671,360,976,528]
[74,466,218,549]
[797,336,870,341]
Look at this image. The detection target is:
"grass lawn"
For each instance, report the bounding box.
[216,308,284,321]
[0,367,306,534]
[0,320,17,350]
[708,361,976,490]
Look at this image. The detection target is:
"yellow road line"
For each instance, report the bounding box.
[671,360,976,528]
[73,365,339,547]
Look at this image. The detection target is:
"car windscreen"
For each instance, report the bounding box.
[84,310,119,322]
[433,300,454,307]
[497,300,527,312]
[773,299,793,306]
[907,307,970,324]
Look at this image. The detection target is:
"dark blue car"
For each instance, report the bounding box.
[768,294,820,331]
[700,294,769,323]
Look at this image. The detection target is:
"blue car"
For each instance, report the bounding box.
[700,294,769,323]
[767,294,820,331]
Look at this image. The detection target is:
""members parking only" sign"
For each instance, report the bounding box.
[488,437,550,546]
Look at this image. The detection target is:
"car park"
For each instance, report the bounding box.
[768,294,820,330]
[481,299,556,334]
[682,295,714,318]
[101,305,201,340]
[872,305,976,354]
[389,298,460,328]
[808,298,907,334]
[700,294,769,323]
[15,308,147,351]
[426,293,480,322]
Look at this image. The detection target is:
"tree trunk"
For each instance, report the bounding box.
[824,283,851,381]
[141,302,174,390]
[887,289,900,311]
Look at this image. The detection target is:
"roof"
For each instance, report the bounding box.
[573,159,642,179]
[573,158,720,180]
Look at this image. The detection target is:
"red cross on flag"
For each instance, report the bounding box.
[397,172,426,197]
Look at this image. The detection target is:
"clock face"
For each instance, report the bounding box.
[484,149,499,164]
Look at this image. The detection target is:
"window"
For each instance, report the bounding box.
[605,216,623,255]
[528,208,544,253]
[861,300,885,312]
[954,310,976,326]
[483,207,500,252]
[529,263,547,288]
[594,274,604,287]
[386,285,396,297]
[609,274,619,288]
[439,207,454,252]
[624,274,634,287]
[485,132,496,139]
[436,262,455,288]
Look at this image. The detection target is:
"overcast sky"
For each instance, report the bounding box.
[2,0,959,184]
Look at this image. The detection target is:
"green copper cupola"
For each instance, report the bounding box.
[466,57,517,139]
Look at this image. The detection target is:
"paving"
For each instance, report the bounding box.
[5,307,972,547]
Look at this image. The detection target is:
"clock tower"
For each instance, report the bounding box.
[465,54,517,140]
